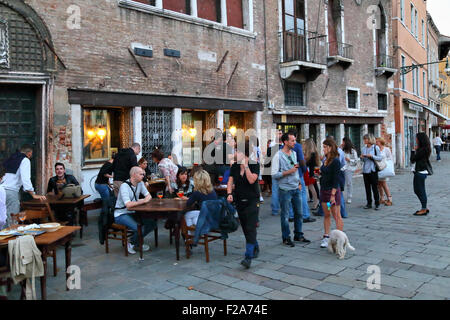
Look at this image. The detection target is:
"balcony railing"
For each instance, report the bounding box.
[280,29,327,65]
[328,41,353,60]
[376,54,395,69]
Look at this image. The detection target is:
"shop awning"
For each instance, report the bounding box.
[439,35,450,60]
[404,99,426,112]
[423,105,449,121]
[68,89,264,112]
[441,124,450,129]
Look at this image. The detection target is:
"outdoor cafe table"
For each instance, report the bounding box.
[0,226,81,300]
[133,199,187,261]
[21,194,90,237]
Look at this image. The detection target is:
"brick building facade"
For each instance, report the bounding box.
[0,0,266,196]
[263,0,396,157]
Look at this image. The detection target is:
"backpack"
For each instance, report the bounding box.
[218,198,239,234]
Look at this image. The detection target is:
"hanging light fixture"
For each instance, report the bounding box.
[229,126,237,136]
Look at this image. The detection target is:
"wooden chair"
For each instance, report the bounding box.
[105,223,159,257]
[13,207,59,277]
[181,217,227,263]
[80,199,102,227]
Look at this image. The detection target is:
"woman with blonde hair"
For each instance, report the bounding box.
[303,138,320,210]
[184,170,218,228]
[376,137,393,206]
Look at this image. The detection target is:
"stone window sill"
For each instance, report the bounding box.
[118,0,256,39]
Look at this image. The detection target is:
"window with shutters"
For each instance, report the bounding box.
[284,81,305,106]
[164,0,190,14]
[197,0,220,22]
[347,89,359,110]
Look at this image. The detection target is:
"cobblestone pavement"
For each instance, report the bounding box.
[9,153,450,300]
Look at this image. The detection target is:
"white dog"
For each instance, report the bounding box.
[328,230,355,259]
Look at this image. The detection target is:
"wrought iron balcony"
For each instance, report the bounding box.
[328,41,354,61]
[375,54,397,77]
[279,29,327,80]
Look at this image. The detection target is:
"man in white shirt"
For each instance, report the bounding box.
[433,135,443,162]
[114,166,155,255]
[1,144,46,227]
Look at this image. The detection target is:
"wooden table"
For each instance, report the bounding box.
[22,195,90,238]
[133,199,188,261]
[0,226,81,300]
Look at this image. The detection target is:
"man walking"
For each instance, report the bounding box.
[433,134,443,162]
[112,143,140,197]
[1,144,46,227]
[272,133,310,247]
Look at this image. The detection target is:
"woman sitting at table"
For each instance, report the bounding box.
[138,157,150,188]
[171,167,194,199]
[184,170,217,231]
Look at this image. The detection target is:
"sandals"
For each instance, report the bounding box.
[385,196,393,206]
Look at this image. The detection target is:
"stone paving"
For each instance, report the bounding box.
[9,152,450,300]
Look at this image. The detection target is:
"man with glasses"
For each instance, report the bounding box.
[272,133,310,247]
[114,166,156,255]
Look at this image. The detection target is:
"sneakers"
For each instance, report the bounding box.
[241,258,251,269]
[127,243,150,254]
[347,198,352,204]
[253,247,260,259]
[127,243,136,255]
[303,217,316,223]
[259,196,264,203]
[294,235,311,243]
[320,236,329,248]
[375,205,380,211]
[363,204,372,209]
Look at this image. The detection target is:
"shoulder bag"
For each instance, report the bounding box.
[372,146,387,172]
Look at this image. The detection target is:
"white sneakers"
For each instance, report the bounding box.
[347,198,352,204]
[320,237,329,248]
[127,243,150,254]
[260,195,264,202]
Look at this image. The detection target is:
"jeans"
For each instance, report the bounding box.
[344,170,354,200]
[289,176,310,219]
[114,214,157,246]
[363,171,380,206]
[413,172,427,209]
[271,177,280,215]
[95,183,113,244]
[434,145,441,161]
[279,188,304,240]
[340,192,347,218]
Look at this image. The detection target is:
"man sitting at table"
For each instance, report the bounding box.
[46,162,82,223]
[114,166,156,255]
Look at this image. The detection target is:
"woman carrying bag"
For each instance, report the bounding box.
[376,137,394,206]
[411,133,432,216]
[360,134,383,210]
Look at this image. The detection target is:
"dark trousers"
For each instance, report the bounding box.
[434,146,441,161]
[236,199,259,259]
[413,172,427,209]
[363,171,380,206]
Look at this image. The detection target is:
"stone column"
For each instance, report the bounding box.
[155,0,162,9]
[375,124,381,138]
[190,0,198,17]
[216,110,224,130]
[220,0,227,25]
[70,104,82,179]
[361,124,368,152]
[319,123,326,156]
[301,123,309,141]
[337,123,345,144]
[172,108,182,166]
[133,107,142,158]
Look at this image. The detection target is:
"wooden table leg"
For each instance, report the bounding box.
[65,241,72,291]
[174,214,180,261]
[40,249,48,300]
[137,223,143,260]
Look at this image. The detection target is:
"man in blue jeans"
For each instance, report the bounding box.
[114,166,157,255]
[273,133,311,247]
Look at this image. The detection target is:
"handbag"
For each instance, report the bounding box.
[61,184,82,198]
[378,159,395,179]
[372,146,387,172]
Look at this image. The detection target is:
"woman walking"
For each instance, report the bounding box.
[341,137,358,204]
[303,138,320,210]
[319,138,344,248]
[227,139,260,269]
[411,133,432,216]
[376,137,393,206]
[361,134,382,210]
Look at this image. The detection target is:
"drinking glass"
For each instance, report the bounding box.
[177,191,184,199]
[157,191,164,204]
[218,176,223,185]
[18,212,27,225]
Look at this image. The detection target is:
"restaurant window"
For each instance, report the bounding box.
[378,93,387,111]
[182,111,205,167]
[284,81,305,106]
[347,89,359,109]
[197,0,221,22]
[83,108,122,163]
[227,0,243,28]
[163,0,191,14]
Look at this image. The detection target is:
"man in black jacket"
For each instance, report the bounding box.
[112,143,140,196]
